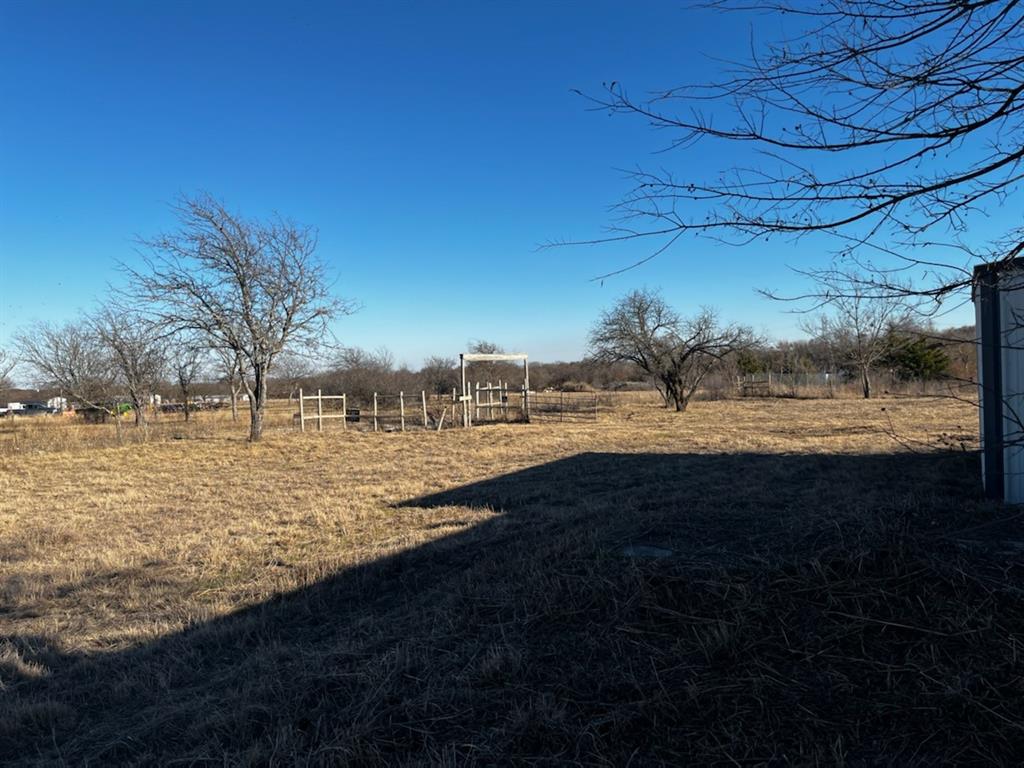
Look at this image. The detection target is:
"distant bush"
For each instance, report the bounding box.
[560,380,595,392]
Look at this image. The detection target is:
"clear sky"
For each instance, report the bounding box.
[0,0,977,367]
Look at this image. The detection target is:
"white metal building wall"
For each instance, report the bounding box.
[975,259,1024,503]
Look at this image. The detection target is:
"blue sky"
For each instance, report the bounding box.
[0,1,977,366]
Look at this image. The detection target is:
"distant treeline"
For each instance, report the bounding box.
[735,325,976,383]
[4,326,976,406]
[258,324,976,402]
[263,347,647,402]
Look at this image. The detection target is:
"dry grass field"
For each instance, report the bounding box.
[2,395,1023,765]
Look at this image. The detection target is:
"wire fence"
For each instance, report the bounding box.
[298,389,466,432]
[527,392,599,422]
[297,387,602,431]
[731,371,963,398]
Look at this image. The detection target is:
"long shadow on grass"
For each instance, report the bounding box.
[5,450,1024,765]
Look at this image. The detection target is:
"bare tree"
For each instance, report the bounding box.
[466,340,518,384]
[421,355,459,395]
[328,346,394,401]
[129,194,351,441]
[590,289,755,411]
[0,349,14,391]
[803,273,912,398]
[469,340,503,355]
[91,307,166,429]
[15,320,122,431]
[274,351,315,402]
[212,345,246,422]
[571,1,1024,298]
[170,339,206,422]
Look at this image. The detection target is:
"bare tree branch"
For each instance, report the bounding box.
[14,320,122,431]
[126,193,354,441]
[0,349,15,391]
[797,270,915,397]
[563,1,1024,293]
[590,289,757,410]
[90,307,166,429]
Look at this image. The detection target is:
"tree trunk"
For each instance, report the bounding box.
[130,397,148,438]
[230,388,239,421]
[657,377,674,409]
[672,382,689,411]
[663,376,689,412]
[861,367,872,399]
[248,364,268,442]
[249,401,263,442]
[183,395,191,423]
[131,394,147,428]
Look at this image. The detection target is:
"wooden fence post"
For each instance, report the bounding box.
[299,388,305,432]
[460,354,467,427]
[373,392,378,432]
[317,389,323,432]
[342,393,347,430]
[487,381,493,421]
[399,391,405,432]
[523,358,530,422]
[475,382,480,422]
[421,391,428,427]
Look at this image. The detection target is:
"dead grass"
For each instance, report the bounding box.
[3,395,1022,765]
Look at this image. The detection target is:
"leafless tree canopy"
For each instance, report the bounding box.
[468,340,503,355]
[465,340,521,384]
[326,346,396,402]
[170,338,207,422]
[801,271,913,398]
[15,320,119,413]
[274,351,316,402]
[211,344,248,423]
[91,308,166,427]
[590,289,756,410]
[421,355,459,395]
[0,349,15,391]
[575,1,1024,295]
[130,193,351,441]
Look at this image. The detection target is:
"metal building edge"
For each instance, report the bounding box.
[973,258,1024,501]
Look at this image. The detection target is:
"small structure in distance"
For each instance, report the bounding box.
[460,352,529,427]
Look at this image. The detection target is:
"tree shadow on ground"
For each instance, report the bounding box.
[4,450,1024,766]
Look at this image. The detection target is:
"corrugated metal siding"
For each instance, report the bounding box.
[1000,270,1024,502]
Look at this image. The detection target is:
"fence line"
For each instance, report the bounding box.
[473,380,515,422]
[299,389,465,432]
[732,371,913,397]
[298,390,349,432]
[298,387,598,432]
[527,392,599,421]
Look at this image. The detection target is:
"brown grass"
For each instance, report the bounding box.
[2,395,1022,765]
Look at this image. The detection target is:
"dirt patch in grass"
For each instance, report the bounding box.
[4,396,1023,764]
